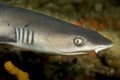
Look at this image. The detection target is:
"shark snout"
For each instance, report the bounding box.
[93,34,113,53]
[95,44,113,53]
[104,38,113,46]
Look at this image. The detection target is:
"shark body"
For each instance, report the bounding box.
[0,4,113,55]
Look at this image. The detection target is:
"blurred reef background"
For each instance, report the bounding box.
[0,0,120,80]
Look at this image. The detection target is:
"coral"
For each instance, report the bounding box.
[4,61,29,80]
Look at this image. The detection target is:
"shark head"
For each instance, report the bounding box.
[33,24,113,55]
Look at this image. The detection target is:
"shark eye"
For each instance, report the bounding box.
[73,37,83,46]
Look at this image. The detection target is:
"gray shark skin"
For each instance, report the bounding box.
[0,4,113,55]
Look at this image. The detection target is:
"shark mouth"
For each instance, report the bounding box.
[95,44,113,53]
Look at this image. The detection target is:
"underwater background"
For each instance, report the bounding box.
[0,0,120,80]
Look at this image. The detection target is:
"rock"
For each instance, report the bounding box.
[94,3,103,12]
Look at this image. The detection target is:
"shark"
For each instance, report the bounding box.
[0,4,113,55]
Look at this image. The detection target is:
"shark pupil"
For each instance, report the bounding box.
[73,37,83,46]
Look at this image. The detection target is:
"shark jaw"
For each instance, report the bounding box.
[49,44,113,55]
[95,44,113,53]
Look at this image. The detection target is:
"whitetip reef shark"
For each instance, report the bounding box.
[0,4,113,55]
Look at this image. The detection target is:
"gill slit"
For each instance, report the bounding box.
[14,27,34,45]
